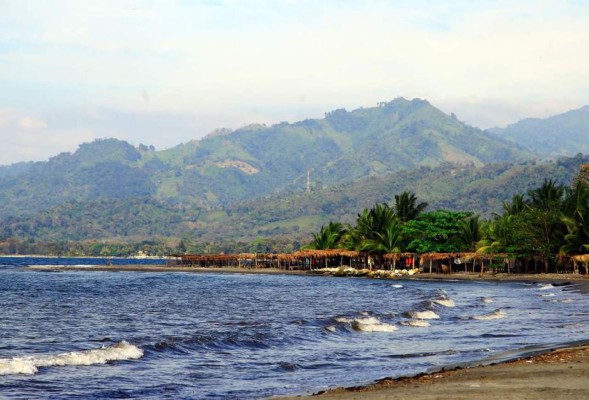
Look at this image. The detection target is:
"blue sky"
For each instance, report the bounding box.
[1,0,589,164]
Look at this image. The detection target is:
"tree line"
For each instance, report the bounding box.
[303,170,589,273]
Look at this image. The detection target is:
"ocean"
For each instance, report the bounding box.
[1,257,589,399]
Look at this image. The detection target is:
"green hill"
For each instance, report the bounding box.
[0,98,530,222]
[0,97,551,253]
[3,154,587,250]
[490,105,589,156]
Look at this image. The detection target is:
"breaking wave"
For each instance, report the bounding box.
[432,298,455,307]
[0,341,143,376]
[401,319,430,328]
[334,316,397,332]
[405,310,440,320]
[351,317,398,332]
[472,310,506,320]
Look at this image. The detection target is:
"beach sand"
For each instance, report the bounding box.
[276,345,589,400]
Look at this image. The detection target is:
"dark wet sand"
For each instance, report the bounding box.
[276,345,589,400]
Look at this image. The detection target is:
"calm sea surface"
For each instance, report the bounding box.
[1,257,589,399]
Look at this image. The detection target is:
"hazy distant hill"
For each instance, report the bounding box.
[490,105,589,156]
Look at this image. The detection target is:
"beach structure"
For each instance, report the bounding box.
[170,250,586,275]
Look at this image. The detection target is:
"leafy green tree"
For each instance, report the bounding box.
[404,210,470,253]
[509,207,564,271]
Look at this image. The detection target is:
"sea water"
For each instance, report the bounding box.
[1,257,589,399]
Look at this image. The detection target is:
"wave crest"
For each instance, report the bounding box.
[351,317,398,332]
[472,310,506,320]
[401,319,430,327]
[405,310,440,320]
[432,298,455,308]
[0,341,143,376]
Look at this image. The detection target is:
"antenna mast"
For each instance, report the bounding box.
[306,167,311,193]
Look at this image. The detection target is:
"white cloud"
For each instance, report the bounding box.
[1,0,589,163]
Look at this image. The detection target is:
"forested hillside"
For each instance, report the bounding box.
[2,154,587,255]
[490,105,589,156]
[9,97,589,256]
[0,98,529,221]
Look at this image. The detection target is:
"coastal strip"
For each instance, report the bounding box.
[26,265,309,275]
[26,265,589,284]
[276,345,589,400]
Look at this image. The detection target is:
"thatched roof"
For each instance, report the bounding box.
[292,249,363,258]
[571,254,589,263]
[383,252,417,260]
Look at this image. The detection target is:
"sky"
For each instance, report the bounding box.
[1,0,589,165]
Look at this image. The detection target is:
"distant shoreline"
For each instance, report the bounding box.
[26,264,589,282]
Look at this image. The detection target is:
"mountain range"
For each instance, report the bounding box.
[1,98,588,252]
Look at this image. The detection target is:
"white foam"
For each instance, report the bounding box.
[401,319,430,327]
[407,310,440,320]
[432,298,455,307]
[325,325,337,333]
[538,284,554,290]
[392,284,403,288]
[541,293,556,297]
[0,341,143,376]
[472,310,506,320]
[334,317,353,323]
[550,299,573,303]
[351,317,398,332]
[480,297,494,303]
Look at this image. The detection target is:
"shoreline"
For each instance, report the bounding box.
[26,264,589,283]
[274,343,589,400]
[24,264,589,399]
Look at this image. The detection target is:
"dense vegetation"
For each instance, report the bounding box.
[302,169,589,272]
[1,99,589,256]
[0,98,529,221]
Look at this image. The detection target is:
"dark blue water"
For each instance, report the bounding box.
[1,258,589,399]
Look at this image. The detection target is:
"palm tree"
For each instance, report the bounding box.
[560,180,589,255]
[476,216,511,255]
[451,215,483,252]
[394,191,428,222]
[361,219,404,254]
[303,222,348,250]
[528,179,565,210]
[354,203,397,242]
[502,194,527,216]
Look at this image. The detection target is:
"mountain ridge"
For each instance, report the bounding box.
[490,105,589,156]
[0,98,531,221]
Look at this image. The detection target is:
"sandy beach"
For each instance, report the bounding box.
[276,345,589,400]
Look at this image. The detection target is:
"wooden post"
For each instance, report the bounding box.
[429,258,432,274]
